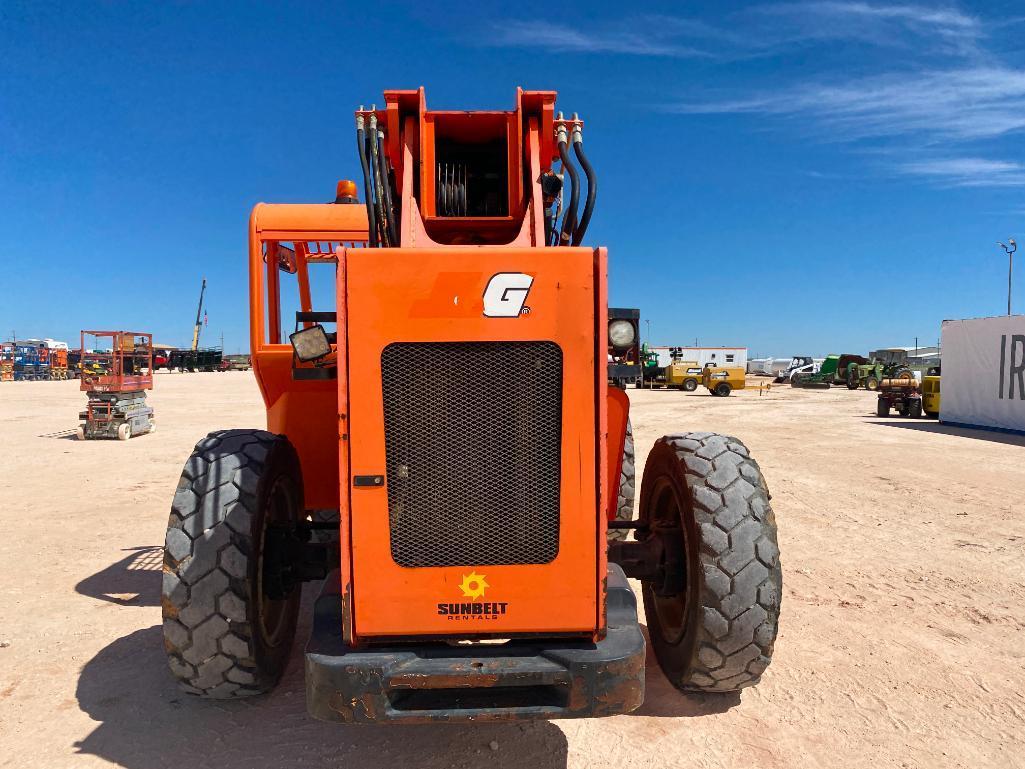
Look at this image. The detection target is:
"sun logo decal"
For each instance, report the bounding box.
[458,571,489,600]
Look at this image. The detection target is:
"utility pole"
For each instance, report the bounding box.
[998,239,1016,315]
[645,319,651,344]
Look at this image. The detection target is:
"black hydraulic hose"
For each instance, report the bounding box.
[376,129,398,245]
[548,197,561,246]
[571,130,596,246]
[356,113,378,248]
[367,115,390,247]
[557,138,579,246]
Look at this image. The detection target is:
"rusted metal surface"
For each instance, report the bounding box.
[305,565,645,723]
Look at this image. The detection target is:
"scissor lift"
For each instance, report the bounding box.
[77,331,155,440]
[0,343,13,382]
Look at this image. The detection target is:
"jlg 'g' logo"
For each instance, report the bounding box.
[482,273,533,317]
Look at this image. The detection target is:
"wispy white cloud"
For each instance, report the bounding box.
[898,157,1025,186]
[486,3,1024,187]
[487,20,713,58]
[750,2,983,54]
[659,4,1024,187]
[487,3,983,60]
[672,67,1025,142]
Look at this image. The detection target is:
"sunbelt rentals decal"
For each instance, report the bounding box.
[437,571,509,620]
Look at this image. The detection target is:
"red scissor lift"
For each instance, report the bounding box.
[78,331,155,440]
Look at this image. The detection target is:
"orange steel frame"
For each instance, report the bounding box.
[248,89,627,646]
[79,331,154,393]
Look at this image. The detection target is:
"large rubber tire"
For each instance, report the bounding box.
[846,368,860,390]
[877,399,889,417]
[639,433,782,693]
[609,419,635,542]
[866,377,879,391]
[683,378,698,392]
[162,429,303,698]
[714,383,732,397]
[909,400,922,418]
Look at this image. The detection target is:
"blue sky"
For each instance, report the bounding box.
[1,0,1023,356]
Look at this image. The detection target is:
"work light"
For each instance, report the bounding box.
[608,319,636,350]
[289,324,332,363]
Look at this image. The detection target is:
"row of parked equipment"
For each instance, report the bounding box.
[776,349,931,390]
[0,343,71,381]
[775,350,942,418]
[0,343,240,381]
[637,346,747,396]
[605,311,747,397]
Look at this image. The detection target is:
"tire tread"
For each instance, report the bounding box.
[646,432,782,692]
[162,428,285,698]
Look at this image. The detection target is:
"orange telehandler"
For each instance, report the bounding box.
[161,88,782,722]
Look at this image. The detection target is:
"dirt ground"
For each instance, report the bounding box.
[1,373,1023,769]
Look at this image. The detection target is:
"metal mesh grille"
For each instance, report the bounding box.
[381,341,562,568]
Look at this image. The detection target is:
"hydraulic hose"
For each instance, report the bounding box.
[539,171,562,248]
[557,127,579,246]
[571,124,596,246]
[549,197,562,246]
[376,129,398,245]
[367,113,390,247]
[356,111,378,248]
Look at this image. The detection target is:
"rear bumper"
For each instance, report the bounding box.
[305,564,645,723]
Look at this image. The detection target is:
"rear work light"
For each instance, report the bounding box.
[289,324,332,363]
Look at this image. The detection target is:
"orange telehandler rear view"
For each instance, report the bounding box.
[161,88,782,722]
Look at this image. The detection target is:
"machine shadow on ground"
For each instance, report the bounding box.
[37,429,79,439]
[75,588,570,769]
[632,625,742,718]
[870,420,1025,447]
[74,550,742,719]
[73,584,736,767]
[75,546,163,606]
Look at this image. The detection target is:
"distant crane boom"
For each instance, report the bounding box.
[191,278,207,351]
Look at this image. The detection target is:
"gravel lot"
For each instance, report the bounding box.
[1,373,1023,768]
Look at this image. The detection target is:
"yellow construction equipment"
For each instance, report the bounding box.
[702,366,746,397]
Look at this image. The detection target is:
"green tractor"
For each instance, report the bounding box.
[637,342,664,388]
[845,349,913,391]
[790,354,840,389]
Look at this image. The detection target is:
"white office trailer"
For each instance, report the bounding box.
[651,346,748,370]
[940,315,1025,435]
